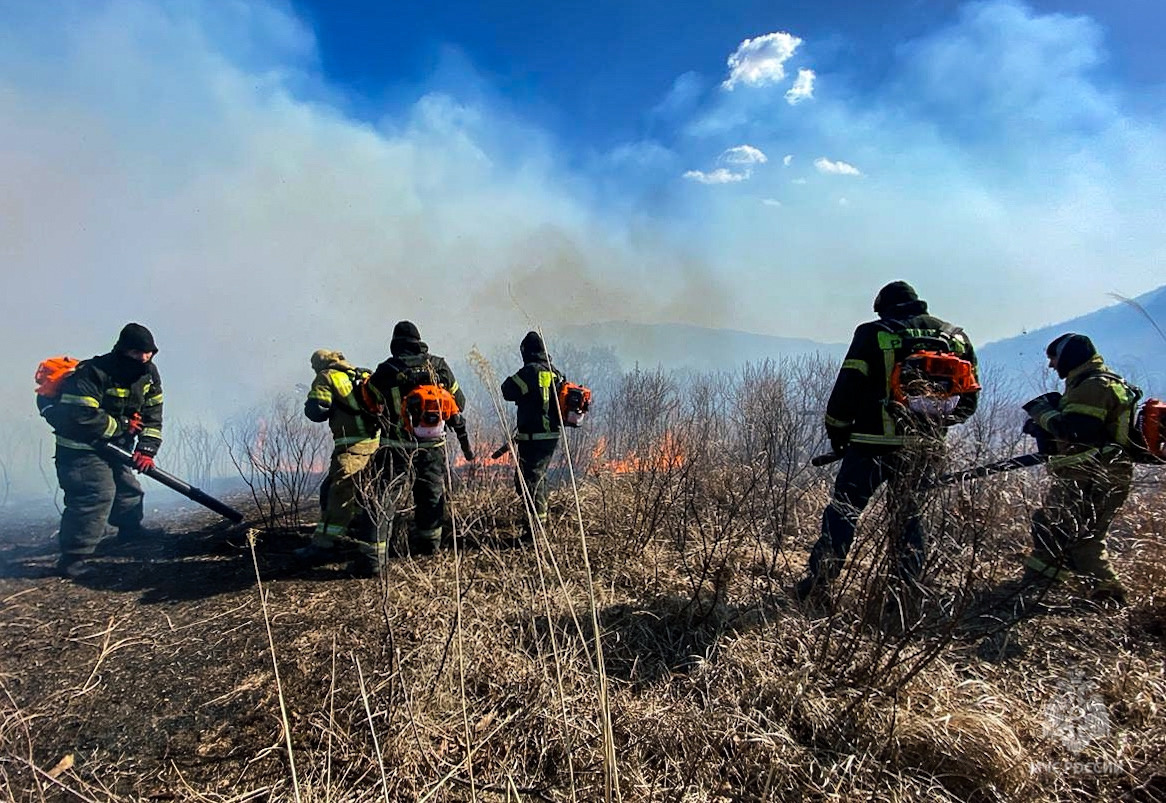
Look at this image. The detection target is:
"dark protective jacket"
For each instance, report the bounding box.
[824,299,978,448]
[304,350,379,448]
[42,352,164,455]
[1025,355,1136,476]
[369,334,465,449]
[501,341,565,440]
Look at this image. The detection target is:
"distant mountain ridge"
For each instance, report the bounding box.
[554,321,847,372]
[978,285,1166,395]
[549,285,1165,397]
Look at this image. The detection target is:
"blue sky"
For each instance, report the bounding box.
[1,0,1164,426]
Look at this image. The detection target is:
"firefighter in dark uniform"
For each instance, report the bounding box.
[1021,333,1134,604]
[41,323,165,579]
[796,282,979,600]
[367,321,471,567]
[501,331,565,534]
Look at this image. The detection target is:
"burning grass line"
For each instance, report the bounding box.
[246,529,301,803]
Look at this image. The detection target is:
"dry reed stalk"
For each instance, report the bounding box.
[247,528,301,802]
[353,654,390,803]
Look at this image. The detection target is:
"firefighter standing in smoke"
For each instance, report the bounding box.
[301,349,380,561]
[1021,333,1134,604]
[40,323,165,579]
[367,321,472,564]
[796,281,979,601]
[501,331,566,534]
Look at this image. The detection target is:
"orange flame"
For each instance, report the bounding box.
[592,432,686,474]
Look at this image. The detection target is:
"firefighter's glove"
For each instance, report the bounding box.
[1022,392,1062,417]
[131,451,155,473]
[1021,419,1053,454]
[826,424,851,456]
[125,412,144,436]
[460,438,475,462]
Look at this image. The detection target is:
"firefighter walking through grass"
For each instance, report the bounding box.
[367,321,471,565]
[1021,333,1134,604]
[796,282,979,601]
[40,323,165,579]
[301,349,380,562]
[501,331,565,535]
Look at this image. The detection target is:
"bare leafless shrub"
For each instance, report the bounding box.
[223,393,331,534]
[165,420,229,489]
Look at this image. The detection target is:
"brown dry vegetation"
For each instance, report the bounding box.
[2,360,1165,802]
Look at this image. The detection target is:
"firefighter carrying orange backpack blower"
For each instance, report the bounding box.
[37,323,166,580]
[795,281,979,603]
[500,331,590,537]
[364,321,473,567]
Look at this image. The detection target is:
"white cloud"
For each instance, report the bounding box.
[683,168,749,184]
[722,32,802,90]
[791,177,807,185]
[785,68,815,104]
[762,198,782,207]
[814,157,862,176]
[783,154,793,167]
[720,144,767,165]
[838,197,850,206]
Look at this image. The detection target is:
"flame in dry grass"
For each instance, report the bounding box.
[591,432,686,474]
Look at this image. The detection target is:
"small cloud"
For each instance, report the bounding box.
[838,197,850,206]
[683,168,749,184]
[785,68,815,104]
[791,178,807,185]
[722,31,802,90]
[814,157,862,176]
[721,145,768,165]
[762,198,782,207]
[783,154,793,167]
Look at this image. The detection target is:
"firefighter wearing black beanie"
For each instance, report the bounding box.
[1021,333,1134,604]
[796,282,979,604]
[367,321,469,569]
[42,323,165,580]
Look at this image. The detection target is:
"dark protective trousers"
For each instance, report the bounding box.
[807,445,941,583]
[372,445,447,554]
[1028,462,1132,583]
[515,438,559,527]
[56,446,144,560]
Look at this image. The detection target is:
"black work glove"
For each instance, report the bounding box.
[1022,392,1062,416]
[1022,418,1055,455]
[826,424,851,456]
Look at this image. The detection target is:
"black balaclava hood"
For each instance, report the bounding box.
[520,331,549,364]
[109,323,156,382]
[390,320,427,357]
[873,281,928,318]
[114,323,158,354]
[1046,333,1098,378]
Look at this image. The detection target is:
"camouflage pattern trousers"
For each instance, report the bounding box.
[1029,463,1133,582]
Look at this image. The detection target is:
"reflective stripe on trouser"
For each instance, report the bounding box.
[55,446,144,559]
[371,445,447,549]
[1029,464,1131,583]
[807,444,942,582]
[516,438,558,524]
[314,440,379,547]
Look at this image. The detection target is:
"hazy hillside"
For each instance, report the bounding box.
[554,321,848,372]
[979,285,1166,396]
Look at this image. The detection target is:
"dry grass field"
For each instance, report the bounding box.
[2,363,1164,802]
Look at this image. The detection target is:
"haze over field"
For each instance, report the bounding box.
[1,0,1163,498]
